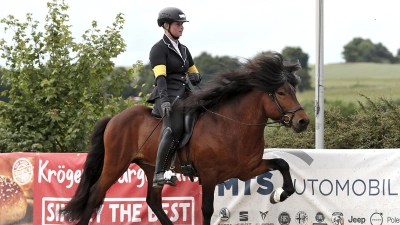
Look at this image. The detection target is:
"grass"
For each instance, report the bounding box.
[297,63,400,104]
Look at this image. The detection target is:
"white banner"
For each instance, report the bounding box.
[212,149,400,225]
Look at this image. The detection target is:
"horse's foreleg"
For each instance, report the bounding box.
[141,164,173,225]
[266,158,295,204]
[200,174,217,225]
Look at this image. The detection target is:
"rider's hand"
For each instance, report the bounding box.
[188,73,201,86]
[161,102,172,117]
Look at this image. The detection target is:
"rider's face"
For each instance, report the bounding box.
[165,21,184,38]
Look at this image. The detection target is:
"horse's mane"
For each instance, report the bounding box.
[183,52,301,114]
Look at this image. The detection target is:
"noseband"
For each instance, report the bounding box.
[269,93,303,126]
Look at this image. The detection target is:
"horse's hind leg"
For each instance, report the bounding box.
[266,158,295,204]
[74,180,104,225]
[140,164,173,225]
[77,160,132,224]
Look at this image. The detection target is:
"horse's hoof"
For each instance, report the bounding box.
[270,187,289,204]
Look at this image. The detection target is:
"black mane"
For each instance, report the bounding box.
[183,52,302,114]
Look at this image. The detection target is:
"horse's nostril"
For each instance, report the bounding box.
[298,118,309,127]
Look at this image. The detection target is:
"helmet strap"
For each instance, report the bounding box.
[165,23,180,41]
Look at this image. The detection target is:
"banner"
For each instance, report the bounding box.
[1,149,399,225]
[212,149,400,225]
[0,152,202,225]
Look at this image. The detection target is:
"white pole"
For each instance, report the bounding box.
[315,0,324,149]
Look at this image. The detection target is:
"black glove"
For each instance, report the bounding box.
[161,102,172,117]
[188,72,201,86]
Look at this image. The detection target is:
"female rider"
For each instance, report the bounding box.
[146,7,201,188]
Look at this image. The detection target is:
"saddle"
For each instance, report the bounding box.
[151,107,199,182]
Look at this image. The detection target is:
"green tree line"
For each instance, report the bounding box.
[342,37,400,63]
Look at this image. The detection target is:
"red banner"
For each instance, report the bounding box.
[0,153,203,225]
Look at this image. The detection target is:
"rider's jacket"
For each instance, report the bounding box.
[147,34,198,104]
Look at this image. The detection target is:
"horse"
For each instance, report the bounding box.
[60,52,310,225]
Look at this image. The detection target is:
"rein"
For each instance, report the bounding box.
[201,105,281,127]
[201,93,303,127]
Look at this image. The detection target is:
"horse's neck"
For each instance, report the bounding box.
[210,91,267,148]
[220,90,267,130]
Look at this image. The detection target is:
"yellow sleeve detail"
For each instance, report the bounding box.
[187,65,199,73]
[153,65,167,78]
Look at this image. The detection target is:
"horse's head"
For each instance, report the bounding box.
[264,81,309,132]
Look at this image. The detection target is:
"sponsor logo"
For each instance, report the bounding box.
[313,212,327,225]
[370,213,383,225]
[279,212,291,225]
[387,216,400,223]
[349,216,366,224]
[332,212,344,225]
[316,212,325,222]
[220,208,230,221]
[295,211,308,225]
[178,14,186,19]
[260,211,269,220]
[12,157,33,185]
[240,211,249,221]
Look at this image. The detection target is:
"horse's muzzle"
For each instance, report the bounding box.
[291,116,309,133]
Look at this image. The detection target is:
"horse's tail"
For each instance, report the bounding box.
[60,116,112,220]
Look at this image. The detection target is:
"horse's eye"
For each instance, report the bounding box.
[277,91,285,96]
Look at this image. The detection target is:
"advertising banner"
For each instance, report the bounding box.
[1,149,399,225]
[211,149,400,225]
[0,152,202,225]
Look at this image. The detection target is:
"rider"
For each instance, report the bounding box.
[147,7,202,188]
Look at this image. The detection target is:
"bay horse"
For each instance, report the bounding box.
[60,52,310,225]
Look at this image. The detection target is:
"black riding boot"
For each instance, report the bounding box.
[153,127,177,188]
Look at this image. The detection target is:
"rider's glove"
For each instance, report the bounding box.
[161,102,172,117]
[188,73,201,86]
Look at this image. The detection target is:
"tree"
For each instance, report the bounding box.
[135,64,155,99]
[342,37,397,63]
[0,67,9,102]
[281,47,312,92]
[193,52,241,84]
[397,49,400,63]
[0,0,136,152]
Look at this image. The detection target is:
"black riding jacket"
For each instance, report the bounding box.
[147,34,198,104]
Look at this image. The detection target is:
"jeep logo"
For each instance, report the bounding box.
[348,216,366,224]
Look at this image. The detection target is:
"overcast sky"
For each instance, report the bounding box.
[0,0,399,67]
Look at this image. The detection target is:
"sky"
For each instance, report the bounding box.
[0,0,399,67]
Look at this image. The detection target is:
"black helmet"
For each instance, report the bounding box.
[157,7,189,27]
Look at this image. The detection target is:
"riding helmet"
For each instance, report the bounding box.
[157,7,189,27]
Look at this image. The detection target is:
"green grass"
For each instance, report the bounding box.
[298,63,400,104]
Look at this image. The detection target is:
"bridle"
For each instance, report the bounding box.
[201,92,303,127]
[269,93,303,126]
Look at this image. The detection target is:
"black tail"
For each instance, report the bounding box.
[60,116,112,220]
